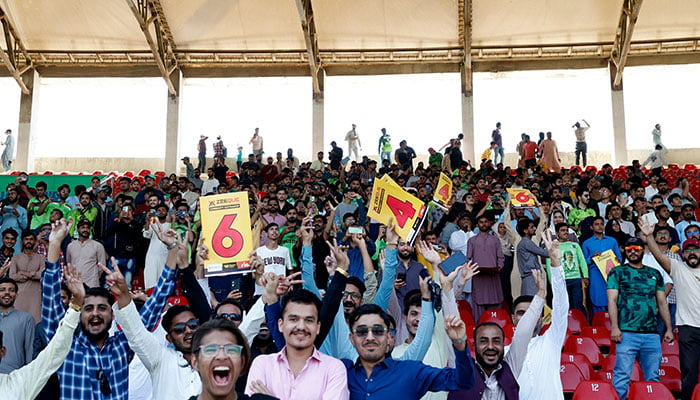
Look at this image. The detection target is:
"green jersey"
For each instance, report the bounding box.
[607,264,664,333]
[546,241,588,280]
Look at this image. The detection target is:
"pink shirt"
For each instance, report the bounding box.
[245,347,349,400]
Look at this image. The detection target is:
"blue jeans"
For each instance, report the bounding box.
[114,258,135,289]
[613,332,662,400]
[493,146,504,165]
[380,151,391,162]
[566,278,585,314]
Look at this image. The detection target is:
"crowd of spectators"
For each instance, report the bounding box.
[0,137,699,400]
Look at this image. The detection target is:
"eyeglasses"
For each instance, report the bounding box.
[195,343,243,358]
[353,324,388,338]
[655,232,670,237]
[171,318,199,334]
[686,231,699,237]
[215,313,242,322]
[624,245,643,252]
[342,291,362,300]
[683,247,700,254]
[97,369,112,396]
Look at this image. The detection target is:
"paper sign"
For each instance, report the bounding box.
[200,192,253,277]
[507,188,536,207]
[432,172,453,207]
[592,249,620,281]
[368,175,427,245]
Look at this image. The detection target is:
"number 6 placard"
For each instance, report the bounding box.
[368,175,427,245]
[200,192,253,277]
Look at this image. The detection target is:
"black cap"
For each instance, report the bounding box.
[624,237,645,248]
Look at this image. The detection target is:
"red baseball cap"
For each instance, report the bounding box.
[682,238,700,252]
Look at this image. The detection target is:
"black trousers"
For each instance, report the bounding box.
[678,325,700,400]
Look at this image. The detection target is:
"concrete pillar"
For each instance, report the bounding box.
[164,69,182,174]
[15,69,38,172]
[311,70,325,158]
[609,63,628,166]
[461,93,476,165]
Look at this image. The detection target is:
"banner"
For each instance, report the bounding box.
[368,175,427,245]
[507,188,536,207]
[200,192,253,277]
[432,172,453,208]
[592,249,620,281]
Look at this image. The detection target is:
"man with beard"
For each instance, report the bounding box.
[66,219,107,288]
[0,187,27,254]
[448,269,546,400]
[676,204,700,246]
[42,218,179,400]
[8,231,44,322]
[0,277,34,373]
[277,208,300,268]
[468,215,504,320]
[69,191,98,238]
[345,304,474,398]
[395,237,426,314]
[516,217,550,297]
[0,230,17,275]
[245,289,349,399]
[104,203,141,288]
[641,221,700,400]
[607,237,674,400]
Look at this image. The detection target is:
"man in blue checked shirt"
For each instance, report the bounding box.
[41,219,182,400]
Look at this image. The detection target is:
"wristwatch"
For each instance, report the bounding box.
[167,242,178,250]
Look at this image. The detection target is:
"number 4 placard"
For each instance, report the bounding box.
[200,192,254,277]
[368,175,427,245]
[432,172,453,208]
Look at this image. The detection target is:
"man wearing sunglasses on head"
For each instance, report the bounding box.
[606,236,674,400]
[640,220,700,400]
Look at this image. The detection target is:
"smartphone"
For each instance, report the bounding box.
[396,273,406,282]
[230,279,240,292]
[438,252,467,275]
[348,226,363,235]
[122,206,129,213]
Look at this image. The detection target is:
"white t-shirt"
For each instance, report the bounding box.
[669,258,700,328]
[255,245,292,276]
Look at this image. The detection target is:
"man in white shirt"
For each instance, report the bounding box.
[514,231,567,400]
[201,168,219,195]
[255,223,291,278]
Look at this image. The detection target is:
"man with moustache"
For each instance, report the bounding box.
[0,277,35,374]
[468,215,504,319]
[8,231,44,322]
[245,289,349,400]
[66,219,107,288]
[641,221,700,400]
[607,237,674,400]
[41,219,179,400]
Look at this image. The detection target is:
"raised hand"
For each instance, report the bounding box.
[444,314,467,350]
[533,268,547,299]
[458,260,480,286]
[49,218,73,244]
[0,258,10,278]
[416,240,441,265]
[100,257,129,299]
[385,217,399,245]
[260,272,280,305]
[637,219,655,239]
[195,239,209,270]
[326,239,350,272]
[324,255,337,277]
[299,223,314,246]
[278,272,304,295]
[175,235,189,269]
[418,275,431,300]
[152,221,178,248]
[63,264,85,306]
[542,230,561,266]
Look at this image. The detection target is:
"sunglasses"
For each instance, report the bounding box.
[97,369,112,396]
[342,291,362,300]
[195,343,243,358]
[353,324,389,338]
[686,231,699,237]
[171,318,199,334]
[624,245,643,252]
[683,247,700,254]
[215,313,242,322]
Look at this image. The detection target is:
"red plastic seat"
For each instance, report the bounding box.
[628,381,675,400]
[478,309,511,328]
[658,366,682,393]
[660,354,680,371]
[580,326,612,350]
[567,309,590,335]
[459,308,476,327]
[503,324,516,346]
[592,311,612,331]
[138,169,151,176]
[572,380,619,400]
[661,340,679,356]
[693,383,700,400]
[560,352,593,380]
[564,336,603,367]
[560,362,585,393]
[595,369,615,384]
[600,355,642,381]
[685,164,698,171]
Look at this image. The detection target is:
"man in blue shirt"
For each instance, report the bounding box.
[582,216,622,313]
[343,304,474,399]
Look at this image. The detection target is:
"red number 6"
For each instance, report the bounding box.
[212,214,244,258]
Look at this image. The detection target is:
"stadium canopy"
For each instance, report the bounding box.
[2,0,699,171]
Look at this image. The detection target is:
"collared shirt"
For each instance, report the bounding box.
[467,232,504,269]
[114,301,200,400]
[668,258,700,328]
[0,308,35,373]
[0,308,79,399]
[66,238,107,288]
[582,235,622,307]
[246,347,349,400]
[42,260,176,400]
[342,348,474,400]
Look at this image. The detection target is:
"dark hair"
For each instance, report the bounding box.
[280,289,322,320]
[473,322,505,341]
[161,305,192,332]
[214,299,243,316]
[21,230,36,240]
[654,225,672,236]
[192,318,251,374]
[57,184,70,192]
[0,277,18,292]
[35,181,48,190]
[554,222,569,232]
[589,216,604,226]
[403,289,423,316]
[516,218,533,236]
[1,228,18,239]
[263,222,279,232]
[84,287,115,306]
[346,276,366,296]
[513,295,534,310]
[348,304,392,330]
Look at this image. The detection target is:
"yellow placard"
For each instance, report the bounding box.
[432,172,453,207]
[200,192,253,277]
[368,175,427,245]
[507,188,536,207]
[592,249,620,281]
